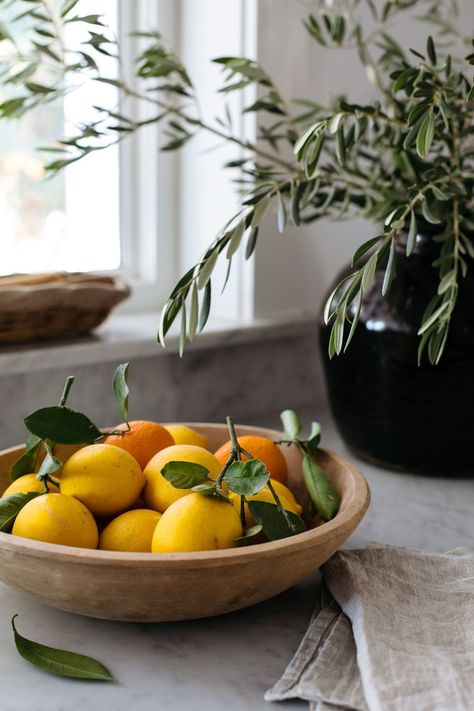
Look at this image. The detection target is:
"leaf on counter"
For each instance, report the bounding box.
[24,407,102,444]
[11,615,114,681]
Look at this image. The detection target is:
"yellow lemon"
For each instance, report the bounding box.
[151,493,242,552]
[99,509,161,552]
[12,493,98,549]
[164,424,208,449]
[143,444,222,513]
[230,479,302,527]
[60,444,145,517]
[2,474,59,498]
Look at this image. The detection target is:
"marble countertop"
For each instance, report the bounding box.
[1,415,473,711]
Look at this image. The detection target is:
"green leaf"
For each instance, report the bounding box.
[179,302,187,358]
[224,460,269,496]
[12,616,114,681]
[421,198,441,224]
[382,239,397,296]
[438,269,456,295]
[427,36,437,65]
[336,124,346,164]
[198,280,212,331]
[280,410,301,440]
[36,442,62,480]
[192,484,230,501]
[226,219,245,259]
[197,250,218,290]
[417,301,450,335]
[24,407,102,445]
[416,111,435,159]
[277,193,287,233]
[245,227,259,260]
[9,438,41,481]
[161,461,210,489]
[352,236,382,266]
[251,194,272,228]
[302,452,340,521]
[361,252,378,292]
[112,363,130,423]
[235,524,263,546]
[188,283,199,341]
[406,212,417,256]
[248,501,306,540]
[308,421,322,448]
[61,0,80,17]
[0,493,40,533]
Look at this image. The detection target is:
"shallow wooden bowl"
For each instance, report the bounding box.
[0,424,369,622]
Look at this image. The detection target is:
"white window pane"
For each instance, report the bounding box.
[0,0,120,276]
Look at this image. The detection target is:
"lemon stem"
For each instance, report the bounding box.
[59,375,75,408]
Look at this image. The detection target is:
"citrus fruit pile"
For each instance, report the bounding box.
[3,420,303,553]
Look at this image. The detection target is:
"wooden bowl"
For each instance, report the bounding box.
[0,424,369,622]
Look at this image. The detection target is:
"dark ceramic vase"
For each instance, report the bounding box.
[320,228,474,477]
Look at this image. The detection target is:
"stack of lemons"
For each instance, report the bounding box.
[3,421,302,553]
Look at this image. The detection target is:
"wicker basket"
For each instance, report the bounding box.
[0,273,130,344]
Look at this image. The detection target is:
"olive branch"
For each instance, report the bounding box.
[0,0,473,363]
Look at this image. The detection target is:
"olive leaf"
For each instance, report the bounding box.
[24,407,102,445]
[112,362,130,423]
[302,452,340,521]
[0,493,41,532]
[161,461,210,489]
[9,438,41,481]
[248,501,306,540]
[224,459,269,496]
[12,616,114,681]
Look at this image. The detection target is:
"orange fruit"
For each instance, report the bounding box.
[103,420,174,470]
[214,435,288,484]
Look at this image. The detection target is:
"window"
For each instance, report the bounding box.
[0,0,257,317]
[0,0,120,276]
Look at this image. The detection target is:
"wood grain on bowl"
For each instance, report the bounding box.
[0,424,370,622]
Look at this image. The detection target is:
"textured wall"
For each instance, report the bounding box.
[0,326,325,450]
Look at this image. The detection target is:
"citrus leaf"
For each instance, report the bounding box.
[0,493,40,532]
[36,442,62,480]
[248,501,306,540]
[235,524,263,546]
[12,616,114,681]
[9,438,41,481]
[112,362,130,423]
[307,421,322,448]
[161,461,210,489]
[280,409,301,440]
[224,460,269,496]
[302,452,340,521]
[24,407,102,444]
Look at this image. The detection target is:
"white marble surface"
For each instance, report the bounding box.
[1,412,473,711]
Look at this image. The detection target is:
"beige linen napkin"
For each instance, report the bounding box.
[266,546,474,711]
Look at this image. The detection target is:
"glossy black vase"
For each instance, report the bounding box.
[320,230,474,477]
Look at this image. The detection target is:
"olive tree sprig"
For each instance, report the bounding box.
[2,0,474,363]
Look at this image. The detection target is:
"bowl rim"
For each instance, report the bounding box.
[0,424,370,566]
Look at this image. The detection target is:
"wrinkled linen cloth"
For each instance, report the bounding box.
[266,546,474,711]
